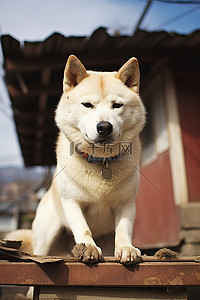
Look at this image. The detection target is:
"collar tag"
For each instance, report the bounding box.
[101,160,113,180]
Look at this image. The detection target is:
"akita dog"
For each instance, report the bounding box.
[9,55,146,264]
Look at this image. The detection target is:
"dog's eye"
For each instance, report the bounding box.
[112,103,123,109]
[81,102,94,108]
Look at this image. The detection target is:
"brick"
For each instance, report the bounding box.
[181,203,200,229]
[181,229,200,243]
[180,243,200,256]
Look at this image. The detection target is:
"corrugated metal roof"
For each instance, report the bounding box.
[1,27,200,166]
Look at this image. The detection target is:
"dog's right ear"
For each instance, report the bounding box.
[63,55,88,90]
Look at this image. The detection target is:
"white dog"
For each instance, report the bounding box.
[9,55,146,264]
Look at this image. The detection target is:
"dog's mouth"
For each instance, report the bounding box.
[85,134,114,145]
[94,138,114,145]
[81,133,122,158]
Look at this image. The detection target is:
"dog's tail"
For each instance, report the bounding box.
[5,229,33,254]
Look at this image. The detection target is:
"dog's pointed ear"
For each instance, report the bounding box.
[115,57,140,92]
[63,55,88,90]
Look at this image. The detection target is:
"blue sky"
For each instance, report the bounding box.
[0,0,200,167]
[1,0,200,40]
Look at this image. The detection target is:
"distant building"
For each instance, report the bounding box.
[0,168,50,237]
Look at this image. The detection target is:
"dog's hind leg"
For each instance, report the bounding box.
[32,219,62,256]
[32,190,63,256]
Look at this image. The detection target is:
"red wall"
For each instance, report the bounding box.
[175,72,200,202]
[133,150,180,249]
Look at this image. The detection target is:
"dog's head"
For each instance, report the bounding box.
[55,55,145,157]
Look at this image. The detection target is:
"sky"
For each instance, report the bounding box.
[0,0,200,167]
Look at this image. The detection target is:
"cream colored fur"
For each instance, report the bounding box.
[9,55,146,264]
[5,229,33,253]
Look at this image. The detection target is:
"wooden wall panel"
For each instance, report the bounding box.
[133,150,180,249]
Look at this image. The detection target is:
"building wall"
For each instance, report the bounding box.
[174,71,200,202]
[133,70,181,249]
[173,71,200,255]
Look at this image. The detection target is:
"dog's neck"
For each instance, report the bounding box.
[77,149,120,180]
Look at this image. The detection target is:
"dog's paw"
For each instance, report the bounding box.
[115,245,141,264]
[82,244,102,263]
[72,243,102,263]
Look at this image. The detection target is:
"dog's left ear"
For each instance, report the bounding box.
[115,57,140,93]
[63,55,88,90]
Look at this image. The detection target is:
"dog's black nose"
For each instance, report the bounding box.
[97,121,113,136]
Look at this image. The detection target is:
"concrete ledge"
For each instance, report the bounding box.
[181,203,200,229]
[39,286,188,300]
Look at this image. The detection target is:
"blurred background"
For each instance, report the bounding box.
[0,0,200,258]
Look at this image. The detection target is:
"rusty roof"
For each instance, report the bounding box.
[1,27,200,166]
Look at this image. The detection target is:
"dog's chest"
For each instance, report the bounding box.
[83,202,115,237]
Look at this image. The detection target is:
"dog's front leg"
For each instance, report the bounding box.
[62,198,102,262]
[114,201,141,264]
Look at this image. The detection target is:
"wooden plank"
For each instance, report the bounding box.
[164,67,189,205]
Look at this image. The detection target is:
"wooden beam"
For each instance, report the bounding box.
[0,261,200,286]
[19,137,56,146]
[14,71,28,94]
[5,57,64,71]
[8,83,61,98]
[5,50,200,72]
[35,67,52,162]
[4,54,144,71]
[24,156,56,166]
[17,125,57,135]
[14,108,53,118]
[4,53,161,73]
